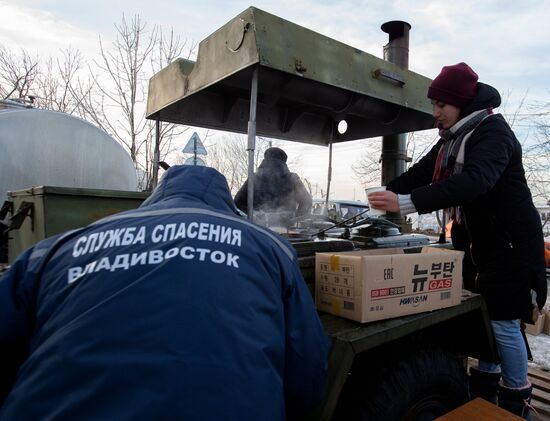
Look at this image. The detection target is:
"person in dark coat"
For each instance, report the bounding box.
[234,147,312,217]
[367,62,547,419]
[0,165,330,421]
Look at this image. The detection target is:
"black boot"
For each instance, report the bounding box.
[469,367,500,404]
[498,383,533,420]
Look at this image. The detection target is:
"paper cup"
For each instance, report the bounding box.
[365,186,386,216]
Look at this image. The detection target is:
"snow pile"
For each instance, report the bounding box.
[528,332,550,372]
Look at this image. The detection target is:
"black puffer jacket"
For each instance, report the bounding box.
[234,158,312,216]
[387,83,547,321]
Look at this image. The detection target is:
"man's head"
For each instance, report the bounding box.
[264,147,288,163]
[428,62,479,129]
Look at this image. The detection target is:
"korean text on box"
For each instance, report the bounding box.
[315,247,464,323]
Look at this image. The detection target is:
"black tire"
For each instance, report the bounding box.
[341,349,469,421]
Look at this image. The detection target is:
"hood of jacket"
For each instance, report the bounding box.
[460,82,501,118]
[140,165,239,215]
[257,157,290,176]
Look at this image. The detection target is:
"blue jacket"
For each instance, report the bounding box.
[0,165,329,421]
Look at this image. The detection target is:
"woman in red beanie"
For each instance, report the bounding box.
[368,62,546,419]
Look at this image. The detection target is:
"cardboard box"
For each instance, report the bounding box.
[544,309,550,335]
[525,311,546,336]
[315,247,463,323]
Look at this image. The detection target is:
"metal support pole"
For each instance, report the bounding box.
[325,143,333,207]
[152,116,161,189]
[381,140,409,184]
[438,212,447,244]
[246,66,259,221]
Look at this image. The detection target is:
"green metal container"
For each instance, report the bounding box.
[7,186,148,263]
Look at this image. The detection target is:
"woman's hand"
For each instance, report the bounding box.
[367,191,400,213]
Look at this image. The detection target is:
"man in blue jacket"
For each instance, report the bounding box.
[0,165,329,421]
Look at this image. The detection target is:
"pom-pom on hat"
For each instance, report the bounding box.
[264,147,288,163]
[427,62,479,108]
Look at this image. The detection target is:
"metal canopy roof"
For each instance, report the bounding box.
[146,7,435,146]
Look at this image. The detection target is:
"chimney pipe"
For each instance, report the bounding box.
[381,21,411,68]
[380,21,411,183]
[380,21,411,226]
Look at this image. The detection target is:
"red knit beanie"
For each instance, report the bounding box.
[427,62,478,108]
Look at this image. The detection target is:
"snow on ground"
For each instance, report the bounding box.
[528,332,550,372]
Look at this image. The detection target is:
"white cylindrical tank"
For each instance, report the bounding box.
[0,100,138,202]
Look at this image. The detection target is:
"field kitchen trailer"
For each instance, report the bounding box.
[143,7,499,420]
[0,7,503,420]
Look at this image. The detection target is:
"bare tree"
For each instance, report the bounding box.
[33,48,87,113]
[76,14,156,167]
[351,130,438,188]
[350,139,383,186]
[71,17,197,191]
[0,46,39,100]
[142,28,198,190]
[496,90,550,206]
[0,45,105,122]
[524,98,550,206]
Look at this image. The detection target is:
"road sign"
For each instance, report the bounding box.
[184,156,206,166]
[182,132,207,155]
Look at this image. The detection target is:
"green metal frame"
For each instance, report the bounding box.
[146,7,434,145]
[312,294,497,419]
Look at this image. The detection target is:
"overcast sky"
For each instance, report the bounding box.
[1,0,549,199]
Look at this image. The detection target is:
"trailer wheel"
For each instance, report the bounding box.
[344,349,468,421]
